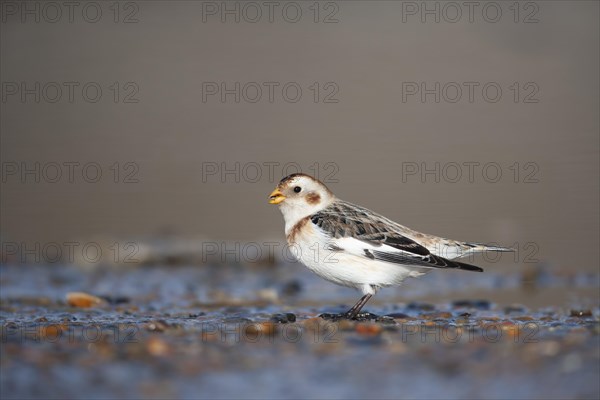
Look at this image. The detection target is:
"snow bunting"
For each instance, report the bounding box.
[269,173,513,319]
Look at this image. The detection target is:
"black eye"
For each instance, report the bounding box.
[293,186,302,193]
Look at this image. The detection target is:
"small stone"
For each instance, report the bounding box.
[100,296,130,305]
[355,323,383,336]
[144,320,170,332]
[147,337,170,357]
[244,322,277,337]
[570,310,593,317]
[66,292,105,308]
[500,321,517,333]
[280,280,302,296]
[38,324,68,339]
[285,313,297,322]
[270,313,297,323]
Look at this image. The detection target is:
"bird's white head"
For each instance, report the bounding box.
[268,173,335,231]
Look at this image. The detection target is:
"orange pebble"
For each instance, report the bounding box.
[66,292,104,308]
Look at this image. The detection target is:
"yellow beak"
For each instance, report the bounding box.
[268,188,286,204]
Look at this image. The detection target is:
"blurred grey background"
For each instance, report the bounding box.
[1,0,598,274]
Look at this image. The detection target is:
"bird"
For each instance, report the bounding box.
[268,173,513,319]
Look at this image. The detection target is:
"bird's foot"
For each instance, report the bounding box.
[319,311,384,321]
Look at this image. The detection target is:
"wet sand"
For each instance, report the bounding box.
[1,263,598,399]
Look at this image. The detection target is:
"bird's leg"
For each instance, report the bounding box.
[318,293,375,321]
[343,293,373,319]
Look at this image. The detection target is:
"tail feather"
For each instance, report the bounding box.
[427,253,484,272]
[451,259,484,272]
[429,240,515,260]
[466,242,515,253]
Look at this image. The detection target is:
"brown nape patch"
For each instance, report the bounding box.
[286,217,310,243]
[306,192,321,205]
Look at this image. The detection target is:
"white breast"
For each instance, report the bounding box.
[288,222,428,294]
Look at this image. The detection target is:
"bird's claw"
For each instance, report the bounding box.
[318,311,382,321]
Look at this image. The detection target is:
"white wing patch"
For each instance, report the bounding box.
[332,237,432,268]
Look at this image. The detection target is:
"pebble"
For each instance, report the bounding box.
[145,320,171,332]
[66,292,105,308]
[147,337,170,357]
[355,323,383,336]
[38,324,68,339]
[499,321,518,338]
[270,313,297,323]
[569,310,593,317]
[244,322,277,337]
[280,280,303,297]
[100,296,131,305]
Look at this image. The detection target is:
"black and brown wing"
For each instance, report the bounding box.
[309,201,483,272]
